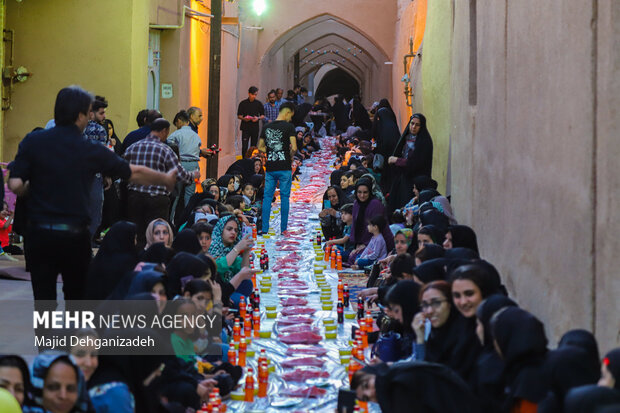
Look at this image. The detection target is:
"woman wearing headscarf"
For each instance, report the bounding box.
[216,175,235,202]
[125,269,166,299]
[558,329,600,368]
[447,263,508,385]
[444,225,480,254]
[371,99,400,160]
[351,361,480,413]
[417,189,458,225]
[360,172,386,205]
[537,346,601,413]
[348,178,394,265]
[139,242,174,266]
[474,294,519,413]
[411,281,484,386]
[0,355,34,409]
[84,221,138,300]
[165,252,208,299]
[319,186,348,240]
[98,121,122,233]
[384,280,421,359]
[208,215,255,307]
[330,95,349,133]
[414,243,445,265]
[350,98,372,131]
[412,258,447,284]
[29,354,92,413]
[225,158,256,185]
[171,229,202,255]
[388,113,433,213]
[145,219,174,249]
[490,307,549,413]
[419,209,449,234]
[564,384,620,413]
[444,247,480,261]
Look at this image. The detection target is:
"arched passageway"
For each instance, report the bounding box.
[315,68,360,99]
[257,14,391,105]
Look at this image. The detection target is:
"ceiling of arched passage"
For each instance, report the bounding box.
[315,68,360,100]
[264,14,389,63]
[261,14,390,102]
[297,36,375,74]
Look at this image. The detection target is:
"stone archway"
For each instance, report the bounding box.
[258,13,391,105]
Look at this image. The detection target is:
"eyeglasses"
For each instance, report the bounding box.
[420,299,448,311]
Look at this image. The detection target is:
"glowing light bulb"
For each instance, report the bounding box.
[253,0,266,16]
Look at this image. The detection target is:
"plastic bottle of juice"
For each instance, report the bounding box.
[238,338,247,367]
[244,367,255,402]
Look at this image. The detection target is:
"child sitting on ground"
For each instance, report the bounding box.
[352,215,388,269]
[182,279,228,361]
[324,204,354,261]
[192,222,213,253]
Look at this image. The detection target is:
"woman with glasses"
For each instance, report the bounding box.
[410,280,483,385]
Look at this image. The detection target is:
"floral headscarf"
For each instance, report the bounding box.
[31,354,90,413]
[395,228,414,248]
[208,215,242,258]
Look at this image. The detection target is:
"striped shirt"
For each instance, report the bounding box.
[124,135,193,196]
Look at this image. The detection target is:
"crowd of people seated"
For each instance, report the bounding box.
[314,99,620,413]
[0,92,617,413]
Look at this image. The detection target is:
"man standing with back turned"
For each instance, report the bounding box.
[8,86,177,311]
[258,102,297,236]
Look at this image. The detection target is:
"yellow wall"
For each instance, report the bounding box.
[392,0,427,127]
[3,0,150,161]
[419,0,452,194]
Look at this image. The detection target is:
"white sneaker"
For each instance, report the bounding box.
[0,252,18,262]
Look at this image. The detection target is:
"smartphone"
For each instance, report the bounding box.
[337,389,357,413]
[324,199,331,209]
[242,224,253,239]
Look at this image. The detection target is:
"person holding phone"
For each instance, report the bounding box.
[319,185,349,240]
[208,214,256,308]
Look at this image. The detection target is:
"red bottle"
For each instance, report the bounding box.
[343,283,350,307]
[337,300,344,324]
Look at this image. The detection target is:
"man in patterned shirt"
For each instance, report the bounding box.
[83,96,109,244]
[124,118,199,245]
[263,90,279,124]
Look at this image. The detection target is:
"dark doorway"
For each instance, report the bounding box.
[315,68,360,99]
